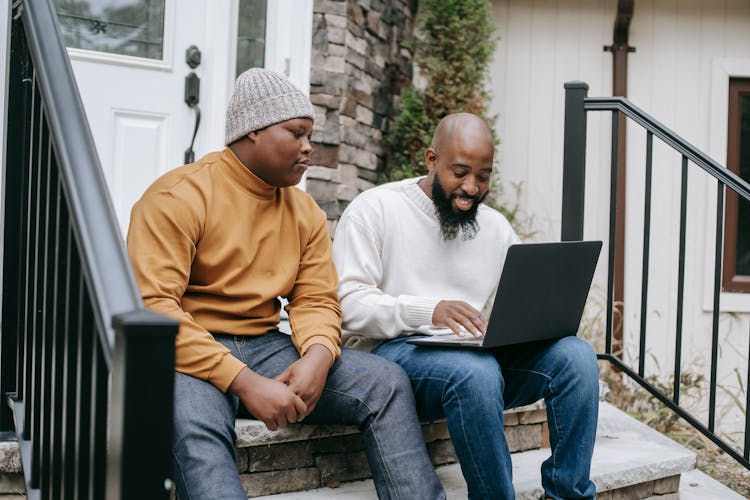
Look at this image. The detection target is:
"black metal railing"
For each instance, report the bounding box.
[562,81,750,470]
[3,1,178,498]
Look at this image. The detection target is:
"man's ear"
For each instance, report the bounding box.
[424,147,437,172]
[246,131,260,144]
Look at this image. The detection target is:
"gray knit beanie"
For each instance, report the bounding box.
[225,68,315,145]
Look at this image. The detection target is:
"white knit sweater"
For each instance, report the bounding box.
[332,177,519,346]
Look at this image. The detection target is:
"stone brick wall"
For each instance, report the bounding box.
[236,404,549,497]
[308,0,417,236]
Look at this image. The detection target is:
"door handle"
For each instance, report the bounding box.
[184,45,202,164]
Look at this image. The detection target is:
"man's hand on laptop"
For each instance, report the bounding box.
[432,300,487,338]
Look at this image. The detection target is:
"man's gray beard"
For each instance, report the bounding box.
[431,176,484,241]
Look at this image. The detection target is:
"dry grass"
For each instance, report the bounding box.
[697,450,750,495]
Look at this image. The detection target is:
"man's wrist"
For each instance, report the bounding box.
[228,366,254,396]
[304,343,335,370]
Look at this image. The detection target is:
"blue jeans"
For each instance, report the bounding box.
[172,331,445,500]
[374,336,599,500]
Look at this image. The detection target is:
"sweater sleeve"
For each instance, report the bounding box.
[285,209,342,361]
[127,190,246,393]
[333,208,441,339]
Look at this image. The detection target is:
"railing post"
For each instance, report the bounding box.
[107,310,178,500]
[561,81,589,241]
[0,1,30,432]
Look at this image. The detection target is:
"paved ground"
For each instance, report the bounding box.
[0,464,741,500]
[254,464,744,499]
[680,468,746,500]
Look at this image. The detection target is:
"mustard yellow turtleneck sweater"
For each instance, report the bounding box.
[127,148,341,392]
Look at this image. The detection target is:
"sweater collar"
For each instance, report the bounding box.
[404,177,438,219]
[221,148,278,200]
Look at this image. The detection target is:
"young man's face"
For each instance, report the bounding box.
[247,117,313,187]
[424,135,493,240]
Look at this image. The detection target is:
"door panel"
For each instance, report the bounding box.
[110,109,169,225]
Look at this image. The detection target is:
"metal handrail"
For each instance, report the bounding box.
[562,81,750,471]
[584,96,750,201]
[3,1,178,498]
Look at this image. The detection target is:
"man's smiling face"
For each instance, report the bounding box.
[422,114,494,240]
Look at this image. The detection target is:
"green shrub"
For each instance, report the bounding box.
[383,0,498,180]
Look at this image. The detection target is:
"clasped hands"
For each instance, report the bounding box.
[229,344,333,431]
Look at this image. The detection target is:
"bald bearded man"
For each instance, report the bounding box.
[333,113,599,500]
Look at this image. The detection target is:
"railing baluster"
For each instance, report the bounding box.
[40,138,57,500]
[87,339,99,500]
[639,132,653,378]
[30,106,50,490]
[13,95,30,405]
[87,328,100,500]
[1,4,30,430]
[20,69,38,410]
[22,75,41,443]
[92,342,107,500]
[606,110,619,356]
[74,300,94,500]
[62,259,82,500]
[49,169,66,500]
[709,181,724,432]
[746,319,750,460]
[674,156,688,405]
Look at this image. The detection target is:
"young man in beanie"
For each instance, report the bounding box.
[127,68,445,500]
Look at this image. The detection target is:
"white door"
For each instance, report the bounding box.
[53,0,312,235]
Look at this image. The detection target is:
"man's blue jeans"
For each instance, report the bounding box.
[172,331,445,500]
[374,335,599,500]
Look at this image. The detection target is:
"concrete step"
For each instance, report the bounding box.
[680,469,745,500]
[0,402,550,498]
[0,400,716,499]
[252,402,701,499]
[250,465,743,500]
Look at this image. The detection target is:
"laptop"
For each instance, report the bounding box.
[406,240,602,349]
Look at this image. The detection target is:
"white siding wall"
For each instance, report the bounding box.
[490,0,614,241]
[626,0,750,440]
[490,0,750,439]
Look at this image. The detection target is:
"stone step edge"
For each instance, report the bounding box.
[251,402,698,499]
[0,400,546,476]
[235,399,545,448]
[581,402,697,494]
[237,379,608,449]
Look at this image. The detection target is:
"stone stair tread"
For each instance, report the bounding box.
[679,469,745,500]
[587,402,696,493]
[0,401,707,498]
[252,402,698,499]
[251,465,739,500]
[235,399,545,448]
